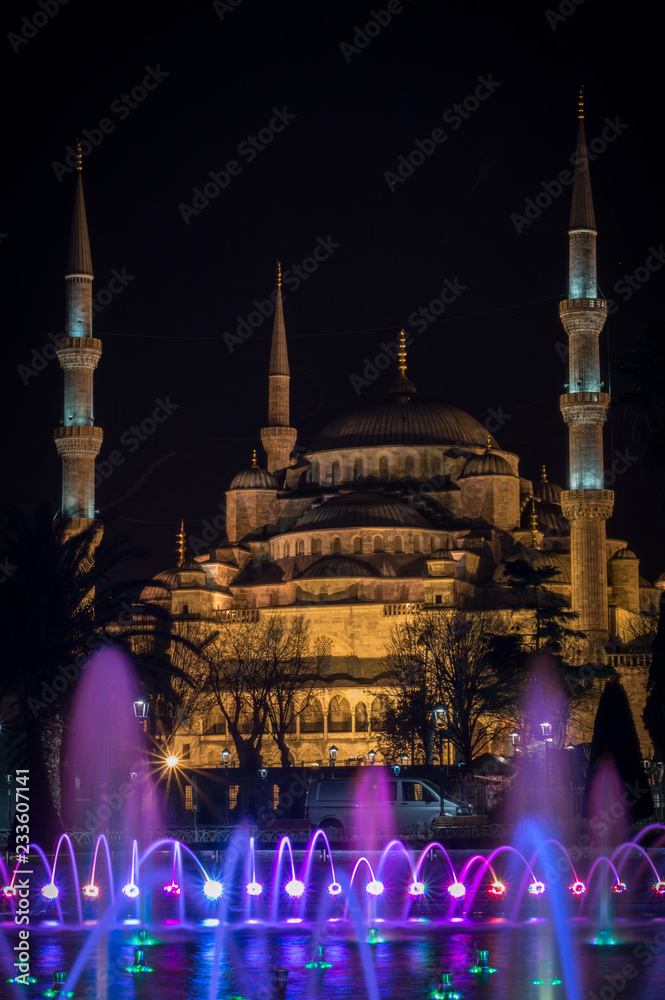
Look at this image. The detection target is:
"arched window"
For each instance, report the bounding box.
[353,458,363,481]
[300,697,324,734]
[310,460,320,483]
[297,539,305,555]
[284,541,290,557]
[404,455,415,477]
[328,695,352,733]
[413,535,421,553]
[393,535,403,553]
[430,537,435,553]
[355,702,369,732]
[332,536,342,554]
[311,537,322,555]
[331,460,341,485]
[373,535,383,553]
[379,456,389,480]
[316,637,332,675]
[399,584,409,602]
[370,695,388,730]
[353,536,363,554]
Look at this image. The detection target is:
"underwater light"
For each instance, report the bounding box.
[305,944,332,969]
[122,883,140,898]
[569,880,586,896]
[528,880,546,895]
[488,880,506,897]
[470,949,497,974]
[408,881,425,896]
[430,972,462,999]
[594,929,618,946]
[246,881,263,896]
[82,883,99,898]
[43,972,76,997]
[2,886,17,898]
[327,881,342,896]
[533,975,562,986]
[285,878,305,898]
[163,881,181,895]
[368,927,379,944]
[612,882,627,894]
[447,881,466,899]
[42,883,59,900]
[653,880,665,894]
[366,879,384,896]
[203,879,224,900]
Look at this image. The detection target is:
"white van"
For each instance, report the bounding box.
[305,776,474,832]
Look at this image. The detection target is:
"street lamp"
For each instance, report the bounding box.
[400,754,409,768]
[540,722,554,788]
[221,749,231,826]
[432,705,447,817]
[329,745,338,777]
[367,749,377,766]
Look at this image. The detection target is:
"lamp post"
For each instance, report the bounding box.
[329,745,338,778]
[432,705,447,817]
[400,754,409,769]
[368,749,377,766]
[221,748,231,826]
[540,722,553,788]
[509,731,520,755]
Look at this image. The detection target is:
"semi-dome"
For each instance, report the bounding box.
[429,548,455,560]
[611,547,637,560]
[460,449,514,478]
[140,569,179,606]
[655,572,665,589]
[535,467,563,504]
[310,395,497,451]
[292,492,431,531]
[297,556,379,579]
[230,456,279,491]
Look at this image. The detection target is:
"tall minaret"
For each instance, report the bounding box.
[53,144,103,538]
[260,261,297,475]
[559,92,613,650]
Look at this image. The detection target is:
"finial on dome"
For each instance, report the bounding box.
[76,139,83,171]
[276,259,282,289]
[578,87,584,120]
[251,449,258,468]
[530,500,539,550]
[486,435,492,452]
[176,519,186,568]
[541,464,548,482]
[398,329,407,377]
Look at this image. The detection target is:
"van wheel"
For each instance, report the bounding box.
[319,819,343,830]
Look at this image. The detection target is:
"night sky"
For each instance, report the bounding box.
[3,0,664,580]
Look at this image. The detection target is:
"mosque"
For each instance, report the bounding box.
[53,96,659,767]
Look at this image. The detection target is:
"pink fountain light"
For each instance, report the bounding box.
[122,883,140,898]
[569,880,586,896]
[82,884,99,899]
[203,879,224,900]
[163,881,181,895]
[327,881,342,896]
[528,880,546,895]
[612,882,627,894]
[489,880,506,897]
[246,881,263,896]
[285,878,305,898]
[447,882,466,899]
[408,881,425,897]
[42,883,59,900]
[653,880,665,895]
[366,880,384,896]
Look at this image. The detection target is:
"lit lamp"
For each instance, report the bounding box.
[509,731,520,749]
[400,753,409,768]
[368,749,377,766]
[133,699,149,719]
[329,745,338,770]
[258,767,268,780]
[540,722,553,786]
[432,704,448,817]
[221,749,231,826]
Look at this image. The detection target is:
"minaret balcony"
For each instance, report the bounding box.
[561,488,614,521]
[560,390,610,408]
[54,424,103,457]
[559,297,606,313]
[56,337,102,369]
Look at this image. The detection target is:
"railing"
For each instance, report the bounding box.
[384,603,422,616]
[212,608,260,622]
[608,653,651,670]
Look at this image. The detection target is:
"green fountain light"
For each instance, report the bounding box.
[469,949,497,974]
[305,945,332,969]
[126,948,153,974]
[429,972,462,999]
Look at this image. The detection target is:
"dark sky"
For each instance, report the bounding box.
[3,0,664,580]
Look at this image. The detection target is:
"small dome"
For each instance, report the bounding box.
[429,548,454,560]
[535,467,563,504]
[297,556,379,579]
[140,568,179,606]
[611,547,637,560]
[655,572,665,590]
[180,556,205,573]
[230,465,279,490]
[292,492,431,531]
[460,449,514,478]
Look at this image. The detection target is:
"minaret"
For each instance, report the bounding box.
[260,261,297,475]
[559,92,613,648]
[53,143,103,538]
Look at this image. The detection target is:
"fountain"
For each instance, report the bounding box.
[3,647,665,998]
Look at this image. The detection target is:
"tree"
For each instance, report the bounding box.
[643,596,665,759]
[501,558,581,654]
[586,678,653,825]
[202,613,315,769]
[377,607,525,765]
[0,504,191,839]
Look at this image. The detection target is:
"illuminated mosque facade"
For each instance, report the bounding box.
[53,101,659,766]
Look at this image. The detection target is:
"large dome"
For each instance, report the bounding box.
[310,396,497,451]
[292,492,431,530]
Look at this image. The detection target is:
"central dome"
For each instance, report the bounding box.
[292,492,431,530]
[311,396,496,451]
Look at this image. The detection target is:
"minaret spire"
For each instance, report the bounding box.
[260,260,297,475]
[559,94,613,651]
[53,149,103,539]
